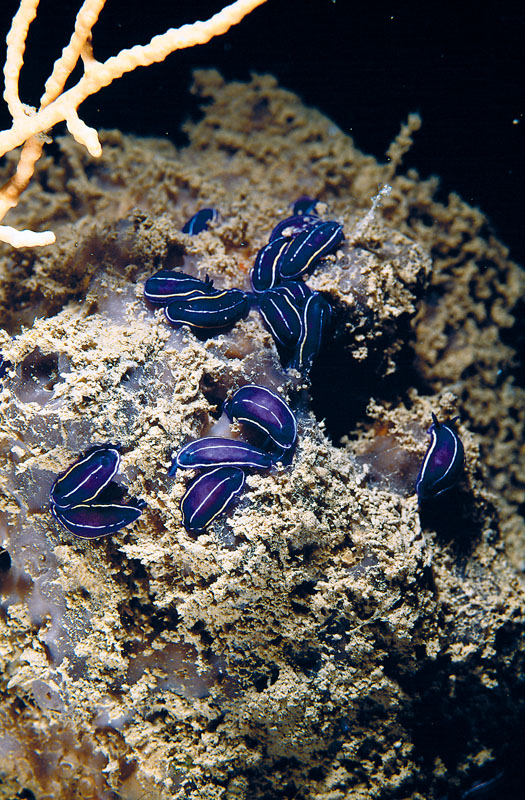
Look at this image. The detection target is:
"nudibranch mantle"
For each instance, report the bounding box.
[415,413,465,501]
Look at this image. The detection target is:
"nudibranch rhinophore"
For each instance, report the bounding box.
[415,414,465,501]
[50,445,145,538]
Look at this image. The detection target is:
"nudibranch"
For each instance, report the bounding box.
[415,414,465,501]
[144,270,215,305]
[181,207,218,235]
[250,237,290,294]
[50,445,145,538]
[164,288,250,333]
[180,466,246,534]
[52,501,145,539]
[258,286,303,350]
[277,220,344,280]
[51,445,120,509]
[292,196,319,215]
[223,384,297,455]
[290,292,332,374]
[173,384,297,534]
[269,213,320,242]
[169,437,275,476]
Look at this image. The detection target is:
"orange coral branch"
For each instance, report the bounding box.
[0,0,268,248]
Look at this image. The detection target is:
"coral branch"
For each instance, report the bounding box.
[3,0,40,120]
[0,0,268,248]
[40,0,106,107]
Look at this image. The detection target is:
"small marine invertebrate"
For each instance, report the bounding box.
[0,546,11,572]
[51,444,120,509]
[164,287,251,333]
[182,207,218,234]
[144,270,215,305]
[181,465,246,534]
[258,285,304,349]
[52,499,145,538]
[169,436,275,474]
[50,444,145,537]
[292,196,319,215]
[277,220,344,280]
[269,213,320,242]
[290,291,332,374]
[250,237,290,294]
[415,413,465,501]
[223,384,297,454]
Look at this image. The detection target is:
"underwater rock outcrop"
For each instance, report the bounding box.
[0,71,524,799]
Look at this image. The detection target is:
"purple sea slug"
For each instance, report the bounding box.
[415,413,465,501]
[144,270,215,305]
[164,288,250,333]
[223,384,297,455]
[50,445,145,538]
[169,437,275,476]
[180,466,246,534]
[181,207,218,234]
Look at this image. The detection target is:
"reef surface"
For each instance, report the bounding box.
[0,71,524,800]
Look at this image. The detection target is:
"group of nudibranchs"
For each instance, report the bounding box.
[45,201,466,540]
[49,385,296,538]
[170,384,297,534]
[50,445,145,538]
[143,198,342,372]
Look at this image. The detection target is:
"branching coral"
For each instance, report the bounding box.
[0,0,267,248]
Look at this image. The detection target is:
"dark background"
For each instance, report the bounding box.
[1,0,524,265]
